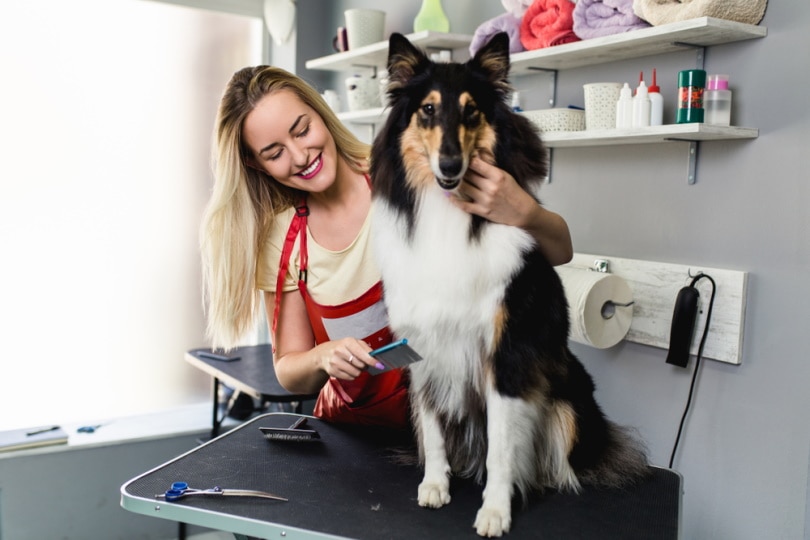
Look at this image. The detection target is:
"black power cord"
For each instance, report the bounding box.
[669,273,716,469]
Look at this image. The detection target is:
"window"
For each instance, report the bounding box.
[0,0,263,429]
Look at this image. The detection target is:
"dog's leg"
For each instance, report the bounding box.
[474,388,531,537]
[417,407,452,508]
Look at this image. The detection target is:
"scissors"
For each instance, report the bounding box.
[156,481,287,502]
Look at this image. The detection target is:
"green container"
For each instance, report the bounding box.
[676,69,707,124]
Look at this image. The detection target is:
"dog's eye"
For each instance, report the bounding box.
[421,103,435,116]
[463,104,479,121]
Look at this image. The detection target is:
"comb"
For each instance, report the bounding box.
[368,339,423,373]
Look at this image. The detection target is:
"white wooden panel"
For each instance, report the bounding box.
[562,253,747,364]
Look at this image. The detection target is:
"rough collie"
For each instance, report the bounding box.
[369,32,648,537]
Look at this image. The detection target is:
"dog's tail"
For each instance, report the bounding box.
[579,422,650,488]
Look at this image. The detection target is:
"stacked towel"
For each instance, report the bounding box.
[633,0,767,26]
[520,0,580,50]
[470,13,525,56]
[573,0,650,39]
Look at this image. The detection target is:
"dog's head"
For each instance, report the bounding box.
[382,32,512,191]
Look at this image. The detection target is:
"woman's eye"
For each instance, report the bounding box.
[297,124,310,137]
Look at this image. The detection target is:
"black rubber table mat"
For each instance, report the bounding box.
[122,413,681,539]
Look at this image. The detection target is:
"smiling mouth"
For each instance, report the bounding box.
[297,154,323,179]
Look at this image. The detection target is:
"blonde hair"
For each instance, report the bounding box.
[200,66,370,349]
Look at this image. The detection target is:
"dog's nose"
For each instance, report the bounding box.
[438,155,463,178]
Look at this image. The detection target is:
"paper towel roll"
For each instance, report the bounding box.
[555,266,633,349]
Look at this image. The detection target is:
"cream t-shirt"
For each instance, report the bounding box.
[255,205,381,306]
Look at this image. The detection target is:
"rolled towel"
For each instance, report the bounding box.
[573,0,651,40]
[633,0,767,26]
[501,0,535,17]
[470,13,526,56]
[520,0,581,50]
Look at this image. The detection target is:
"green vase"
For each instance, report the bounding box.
[413,0,450,33]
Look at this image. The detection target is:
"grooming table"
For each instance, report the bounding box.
[121,413,681,539]
[186,345,318,438]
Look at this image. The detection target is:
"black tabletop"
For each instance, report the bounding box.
[122,413,681,540]
[186,345,318,403]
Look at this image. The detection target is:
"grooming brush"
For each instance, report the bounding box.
[368,338,423,373]
[260,417,321,442]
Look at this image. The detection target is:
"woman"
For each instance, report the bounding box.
[200,66,572,428]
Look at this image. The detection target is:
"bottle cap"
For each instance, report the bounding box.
[619,82,632,99]
[635,81,648,97]
[707,74,729,90]
[678,69,707,88]
[649,68,660,93]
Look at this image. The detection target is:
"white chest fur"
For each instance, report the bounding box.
[372,188,534,411]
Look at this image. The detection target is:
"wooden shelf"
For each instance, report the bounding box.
[305,31,473,72]
[542,124,759,148]
[510,17,766,74]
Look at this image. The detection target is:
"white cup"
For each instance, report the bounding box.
[345,75,382,111]
[344,8,385,50]
[583,82,623,130]
[322,90,340,112]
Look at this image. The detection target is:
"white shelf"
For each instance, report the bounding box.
[542,124,758,148]
[510,17,766,74]
[337,107,388,125]
[305,31,474,72]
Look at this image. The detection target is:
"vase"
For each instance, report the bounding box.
[413,0,450,33]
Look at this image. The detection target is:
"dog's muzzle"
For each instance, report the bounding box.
[436,176,461,190]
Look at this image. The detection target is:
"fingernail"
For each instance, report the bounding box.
[375,362,386,370]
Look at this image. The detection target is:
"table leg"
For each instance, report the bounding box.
[211,377,222,439]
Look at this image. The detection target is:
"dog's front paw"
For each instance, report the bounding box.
[473,506,512,537]
[417,480,451,508]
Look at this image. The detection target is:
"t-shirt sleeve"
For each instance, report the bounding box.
[255,208,299,294]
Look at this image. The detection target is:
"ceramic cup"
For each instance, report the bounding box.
[345,74,382,111]
[583,82,623,130]
[344,8,385,50]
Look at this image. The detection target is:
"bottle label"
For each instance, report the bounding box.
[679,86,704,109]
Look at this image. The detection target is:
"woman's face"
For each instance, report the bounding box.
[242,89,338,192]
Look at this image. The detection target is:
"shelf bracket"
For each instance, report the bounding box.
[671,42,706,70]
[665,138,700,184]
[527,67,558,107]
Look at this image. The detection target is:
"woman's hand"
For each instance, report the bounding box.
[453,156,537,228]
[452,156,573,266]
[316,338,384,381]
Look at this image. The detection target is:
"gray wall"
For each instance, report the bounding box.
[299,2,810,539]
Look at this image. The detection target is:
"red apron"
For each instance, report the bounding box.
[271,199,409,428]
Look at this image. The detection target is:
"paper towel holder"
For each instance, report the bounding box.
[601,300,634,320]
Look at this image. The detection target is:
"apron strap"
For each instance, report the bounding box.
[271,200,309,343]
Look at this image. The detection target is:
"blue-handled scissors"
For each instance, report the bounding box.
[156,481,287,502]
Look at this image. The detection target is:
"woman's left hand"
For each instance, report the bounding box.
[451,156,537,228]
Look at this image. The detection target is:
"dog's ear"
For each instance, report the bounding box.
[469,32,511,95]
[386,32,429,90]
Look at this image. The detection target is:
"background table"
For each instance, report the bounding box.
[186,345,318,439]
[121,413,682,540]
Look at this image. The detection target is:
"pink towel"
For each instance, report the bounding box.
[520,0,580,50]
[573,0,650,39]
[470,13,526,57]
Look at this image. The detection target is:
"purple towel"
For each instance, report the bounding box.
[469,12,525,57]
[572,0,650,40]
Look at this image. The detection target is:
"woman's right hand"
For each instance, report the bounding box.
[317,338,383,380]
